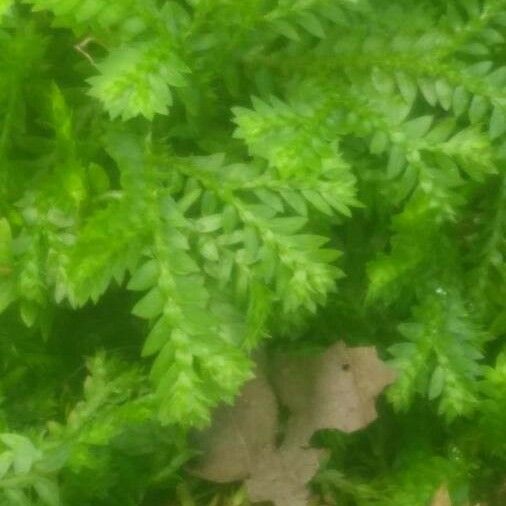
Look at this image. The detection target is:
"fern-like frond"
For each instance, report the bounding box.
[388,290,487,420]
[87,41,189,121]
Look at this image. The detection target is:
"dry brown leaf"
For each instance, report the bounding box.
[245,444,323,506]
[273,341,397,436]
[431,484,452,506]
[191,341,395,506]
[190,369,278,482]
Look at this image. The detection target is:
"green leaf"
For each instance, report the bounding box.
[200,239,219,261]
[396,72,417,107]
[372,67,395,94]
[466,61,493,77]
[302,190,333,215]
[279,190,308,216]
[4,489,30,506]
[269,216,307,234]
[34,478,60,506]
[0,452,12,479]
[435,79,453,110]
[195,214,223,233]
[387,144,406,178]
[489,105,506,139]
[273,20,300,41]
[296,12,325,38]
[452,86,471,117]
[404,116,433,140]
[88,41,189,120]
[143,315,171,357]
[418,77,437,106]
[20,300,38,327]
[425,118,456,143]
[461,42,489,56]
[0,434,40,475]
[468,95,489,124]
[370,130,389,155]
[178,187,202,213]
[128,259,159,291]
[243,225,259,260]
[254,189,284,213]
[132,287,165,319]
[428,366,445,400]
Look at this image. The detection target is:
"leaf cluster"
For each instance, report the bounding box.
[2,0,506,504]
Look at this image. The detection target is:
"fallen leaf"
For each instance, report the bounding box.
[191,368,278,483]
[191,342,395,506]
[245,444,323,506]
[431,484,452,506]
[273,342,397,436]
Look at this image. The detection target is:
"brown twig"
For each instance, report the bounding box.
[74,36,96,65]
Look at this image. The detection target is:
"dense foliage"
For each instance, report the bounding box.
[1,0,506,504]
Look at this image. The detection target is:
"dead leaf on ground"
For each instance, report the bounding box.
[431,484,452,506]
[245,444,323,506]
[190,368,278,483]
[273,342,397,437]
[191,341,395,506]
